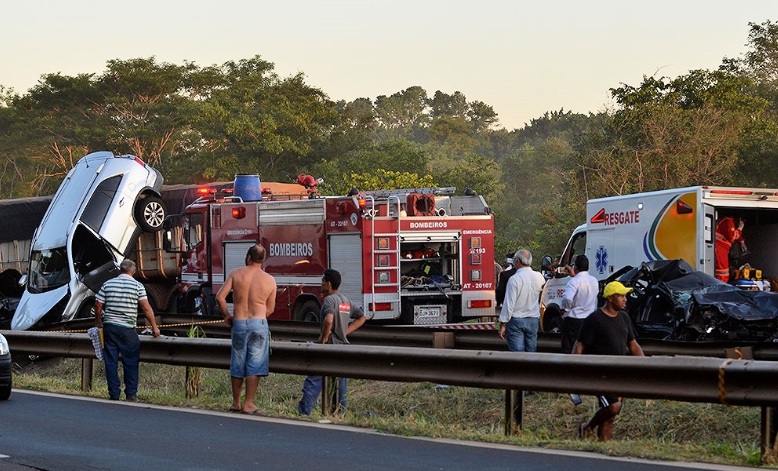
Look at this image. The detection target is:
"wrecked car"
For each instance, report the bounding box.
[616,259,778,342]
[12,151,165,331]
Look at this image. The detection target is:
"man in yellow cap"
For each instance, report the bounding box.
[573,280,644,441]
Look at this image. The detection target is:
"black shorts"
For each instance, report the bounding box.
[597,395,622,409]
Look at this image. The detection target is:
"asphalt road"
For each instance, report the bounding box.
[0,391,755,471]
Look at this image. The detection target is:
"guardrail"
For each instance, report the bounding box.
[6,330,777,404]
[40,316,778,360]
[4,329,778,460]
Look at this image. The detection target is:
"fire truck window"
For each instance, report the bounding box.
[185,213,203,250]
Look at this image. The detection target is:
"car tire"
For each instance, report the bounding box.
[542,304,563,333]
[0,380,10,400]
[76,301,94,319]
[135,196,167,232]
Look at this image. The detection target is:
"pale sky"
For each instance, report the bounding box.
[1,1,775,130]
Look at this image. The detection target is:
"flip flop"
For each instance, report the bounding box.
[242,409,267,416]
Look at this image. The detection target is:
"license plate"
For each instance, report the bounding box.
[417,307,441,318]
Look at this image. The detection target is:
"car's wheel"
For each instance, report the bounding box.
[295,300,319,323]
[0,380,10,400]
[76,301,94,319]
[135,196,167,232]
[542,305,563,333]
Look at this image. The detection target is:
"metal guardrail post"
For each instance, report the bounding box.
[322,376,338,415]
[504,389,523,435]
[81,358,93,391]
[762,407,778,459]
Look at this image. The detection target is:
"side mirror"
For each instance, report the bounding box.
[18,274,27,287]
[162,228,173,252]
[161,215,185,253]
[540,255,553,271]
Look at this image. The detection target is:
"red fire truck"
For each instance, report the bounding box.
[160,178,496,325]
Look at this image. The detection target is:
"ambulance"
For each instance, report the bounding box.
[539,186,778,332]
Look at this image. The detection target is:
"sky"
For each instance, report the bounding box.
[1,1,775,130]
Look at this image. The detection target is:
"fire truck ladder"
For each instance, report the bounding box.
[368,195,403,314]
[360,187,455,199]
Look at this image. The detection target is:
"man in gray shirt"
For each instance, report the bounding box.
[298,268,366,415]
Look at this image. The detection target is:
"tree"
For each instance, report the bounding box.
[189,56,337,182]
[312,140,429,194]
[579,69,766,195]
[374,86,429,141]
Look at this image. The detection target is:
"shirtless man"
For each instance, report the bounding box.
[216,244,277,415]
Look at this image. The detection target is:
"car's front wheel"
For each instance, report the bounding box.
[0,378,11,400]
[135,196,167,232]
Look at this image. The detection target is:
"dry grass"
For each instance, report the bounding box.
[12,357,772,468]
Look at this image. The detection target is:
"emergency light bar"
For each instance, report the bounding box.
[709,189,754,196]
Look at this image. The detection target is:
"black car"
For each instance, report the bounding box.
[616,259,778,342]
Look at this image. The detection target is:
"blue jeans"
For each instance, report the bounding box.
[230,319,270,378]
[298,376,348,415]
[504,316,539,352]
[103,323,140,400]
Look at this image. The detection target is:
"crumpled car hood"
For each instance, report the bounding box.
[11,285,69,331]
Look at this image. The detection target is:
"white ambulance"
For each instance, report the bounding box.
[539,186,778,332]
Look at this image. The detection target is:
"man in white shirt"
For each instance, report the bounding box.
[498,249,545,352]
[560,254,599,354]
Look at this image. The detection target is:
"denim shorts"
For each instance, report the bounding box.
[230,318,270,378]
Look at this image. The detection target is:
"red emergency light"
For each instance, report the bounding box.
[709,189,753,196]
[232,207,246,219]
[676,200,694,215]
[197,187,216,196]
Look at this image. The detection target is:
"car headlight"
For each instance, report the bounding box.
[0,334,8,355]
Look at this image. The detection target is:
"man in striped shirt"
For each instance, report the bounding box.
[95,259,160,401]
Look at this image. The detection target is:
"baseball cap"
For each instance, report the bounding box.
[603,281,633,298]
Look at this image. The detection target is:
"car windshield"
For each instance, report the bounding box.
[28,247,70,293]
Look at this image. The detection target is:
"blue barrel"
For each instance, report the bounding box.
[233,174,262,201]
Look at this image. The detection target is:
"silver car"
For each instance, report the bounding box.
[12,151,165,331]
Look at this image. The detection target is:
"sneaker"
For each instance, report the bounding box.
[126,396,139,402]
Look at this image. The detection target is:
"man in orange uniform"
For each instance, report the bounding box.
[714,216,745,283]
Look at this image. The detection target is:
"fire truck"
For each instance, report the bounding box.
[161,177,496,325]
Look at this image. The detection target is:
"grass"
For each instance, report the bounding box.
[11,357,776,468]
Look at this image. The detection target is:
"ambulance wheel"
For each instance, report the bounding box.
[135,195,167,232]
[296,300,319,323]
[542,305,563,334]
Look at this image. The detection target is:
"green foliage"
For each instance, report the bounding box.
[3,19,778,267]
[340,169,436,195]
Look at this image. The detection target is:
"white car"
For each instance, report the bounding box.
[12,151,165,331]
[0,333,10,400]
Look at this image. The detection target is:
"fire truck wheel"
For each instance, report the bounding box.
[135,195,167,232]
[296,300,319,323]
